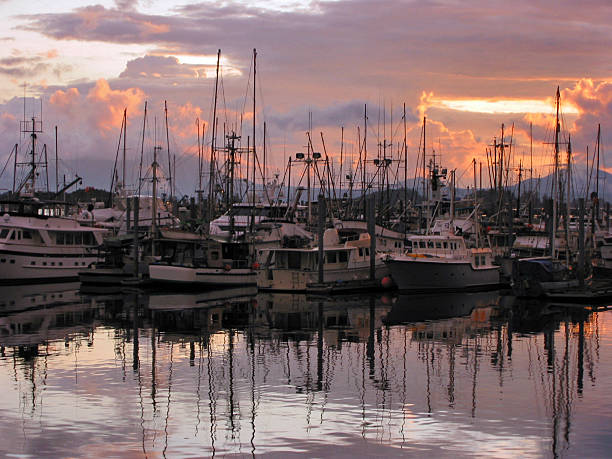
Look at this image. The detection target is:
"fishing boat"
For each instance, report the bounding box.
[386,232,500,292]
[148,232,257,288]
[0,116,107,283]
[257,228,390,292]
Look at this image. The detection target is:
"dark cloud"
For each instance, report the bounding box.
[0,55,50,77]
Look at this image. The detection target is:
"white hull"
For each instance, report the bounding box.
[149,264,257,287]
[387,257,500,291]
[0,250,96,283]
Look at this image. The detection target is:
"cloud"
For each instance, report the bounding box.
[7,1,612,189]
[119,54,210,79]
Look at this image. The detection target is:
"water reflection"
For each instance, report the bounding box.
[0,284,610,457]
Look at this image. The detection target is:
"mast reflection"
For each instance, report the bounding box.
[0,284,609,457]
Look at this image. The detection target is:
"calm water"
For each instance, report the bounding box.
[0,283,611,458]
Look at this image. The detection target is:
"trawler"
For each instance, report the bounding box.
[257,228,389,292]
[0,116,106,283]
[386,232,499,291]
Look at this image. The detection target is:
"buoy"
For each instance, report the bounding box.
[381,276,394,289]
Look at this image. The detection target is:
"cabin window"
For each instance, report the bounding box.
[419,241,426,248]
[22,230,32,239]
[288,252,301,269]
[9,231,15,240]
[83,232,94,245]
[73,232,83,245]
[339,251,348,263]
[359,248,363,256]
[474,256,479,267]
[210,251,219,260]
[427,241,434,249]
[406,241,412,248]
[9,259,14,264]
[481,255,486,265]
[435,242,442,249]
[56,232,64,245]
[0,229,8,239]
[443,242,448,249]
[365,248,370,256]
[326,252,337,264]
[65,233,74,245]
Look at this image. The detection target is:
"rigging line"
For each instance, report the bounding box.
[240,56,254,135]
[0,147,16,182]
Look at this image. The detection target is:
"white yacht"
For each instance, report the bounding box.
[386,233,500,292]
[0,202,107,283]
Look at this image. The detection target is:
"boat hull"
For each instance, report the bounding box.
[0,250,96,284]
[149,264,257,288]
[257,265,389,292]
[387,258,500,292]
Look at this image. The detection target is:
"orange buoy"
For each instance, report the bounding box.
[381,276,394,289]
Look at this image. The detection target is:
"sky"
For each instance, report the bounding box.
[0,0,611,197]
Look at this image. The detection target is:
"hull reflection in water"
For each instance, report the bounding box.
[0,285,610,458]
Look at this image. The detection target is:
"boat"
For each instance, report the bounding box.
[256,228,390,292]
[386,232,500,292]
[148,231,257,288]
[0,203,107,283]
[0,116,107,283]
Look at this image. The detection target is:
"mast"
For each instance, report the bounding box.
[596,123,601,224]
[473,158,479,246]
[197,118,202,213]
[403,102,407,229]
[340,125,344,204]
[363,104,367,218]
[121,109,126,193]
[263,121,267,191]
[422,116,426,203]
[566,135,571,266]
[55,125,59,194]
[138,101,147,197]
[165,101,172,202]
[529,122,533,225]
[551,86,560,259]
[152,142,160,257]
[208,49,221,225]
[250,48,257,233]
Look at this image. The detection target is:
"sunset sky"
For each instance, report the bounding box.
[0,0,611,196]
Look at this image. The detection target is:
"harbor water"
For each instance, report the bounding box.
[0,284,611,457]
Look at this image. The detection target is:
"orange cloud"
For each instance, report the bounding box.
[85,79,145,134]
